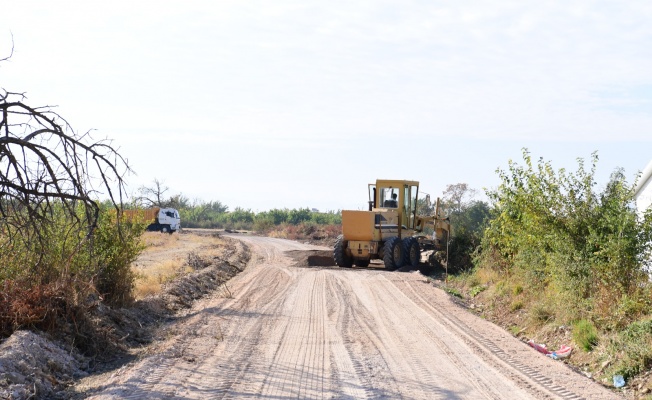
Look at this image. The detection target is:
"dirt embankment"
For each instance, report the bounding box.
[0,231,251,400]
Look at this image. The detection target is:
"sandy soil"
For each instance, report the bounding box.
[132,231,207,273]
[78,234,620,399]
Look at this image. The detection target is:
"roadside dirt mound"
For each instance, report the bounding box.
[287,250,337,268]
[0,331,87,399]
[160,238,250,310]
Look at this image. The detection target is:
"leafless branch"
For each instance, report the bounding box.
[136,178,169,207]
[0,90,132,254]
[0,32,14,63]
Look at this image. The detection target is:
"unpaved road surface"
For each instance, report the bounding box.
[85,235,618,399]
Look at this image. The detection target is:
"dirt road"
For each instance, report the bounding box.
[85,235,618,399]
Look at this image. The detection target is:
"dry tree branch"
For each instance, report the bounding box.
[0,90,132,257]
[0,32,14,63]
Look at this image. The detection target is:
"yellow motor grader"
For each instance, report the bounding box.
[334,179,450,270]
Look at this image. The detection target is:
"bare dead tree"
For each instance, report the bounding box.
[136,178,169,207]
[0,89,131,254]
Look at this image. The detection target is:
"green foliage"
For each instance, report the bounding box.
[90,209,146,306]
[441,181,490,273]
[287,208,312,224]
[610,319,652,379]
[478,149,652,326]
[509,325,522,335]
[530,303,554,324]
[444,286,463,298]
[252,215,275,232]
[449,149,652,383]
[510,300,524,312]
[0,203,146,339]
[573,319,599,351]
[469,285,486,297]
[447,200,490,272]
[309,210,342,225]
[175,199,342,231]
[258,208,290,225]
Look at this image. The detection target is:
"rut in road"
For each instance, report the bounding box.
[87,236,618,400]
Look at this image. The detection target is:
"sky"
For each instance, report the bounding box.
[1,1,651,212]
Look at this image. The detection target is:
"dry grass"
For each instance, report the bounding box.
[140,231,180,248]
[132,231,227,300]
[134,260,189,299]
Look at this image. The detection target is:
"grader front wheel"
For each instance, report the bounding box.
[334,234,353,268]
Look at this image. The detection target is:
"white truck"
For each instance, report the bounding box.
[123,207,181,233]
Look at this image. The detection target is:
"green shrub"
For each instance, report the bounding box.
[510,300,524,312]
[0,204,146,338]
[253,215,275,232]
[469,285,486,297]
[573,319,599,352]
[477,149,652,327]
[530,303,554,324]
[91,210,146,306]
[444,286,463,298]
[609,319,652,379]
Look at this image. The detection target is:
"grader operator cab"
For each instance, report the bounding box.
[334,179,450,270]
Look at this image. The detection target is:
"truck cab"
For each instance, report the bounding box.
[147,208,181,233]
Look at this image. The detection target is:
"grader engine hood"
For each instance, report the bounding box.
[342,210,400,241]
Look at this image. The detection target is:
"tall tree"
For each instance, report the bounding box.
[442,183,477,214]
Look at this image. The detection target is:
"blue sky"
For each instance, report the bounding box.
[1,1,651,212]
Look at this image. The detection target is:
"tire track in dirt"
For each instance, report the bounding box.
[326,273,406,398]
[85,235,619,400]
[325,270,532,399]
[373,275,533,399]
[176,271,288,399]
[86,238,294,399]
[395,276,616,399]
[173,249,297,399]
[260,272,325,397]
[158,237,342,399]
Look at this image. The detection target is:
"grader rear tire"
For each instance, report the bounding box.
[334,234,353,268]
[383,237,402,271]
[403,237,420,268]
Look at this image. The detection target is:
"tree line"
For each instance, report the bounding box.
[132,179,342,230]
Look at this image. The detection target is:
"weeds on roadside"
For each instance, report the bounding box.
[573,319,599,352]
[608,319,652,379]
[443,286,463,298]
[0,205,145,355]
[469,285,486,297]
[463,150,652,379]
[510,300,524,312]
